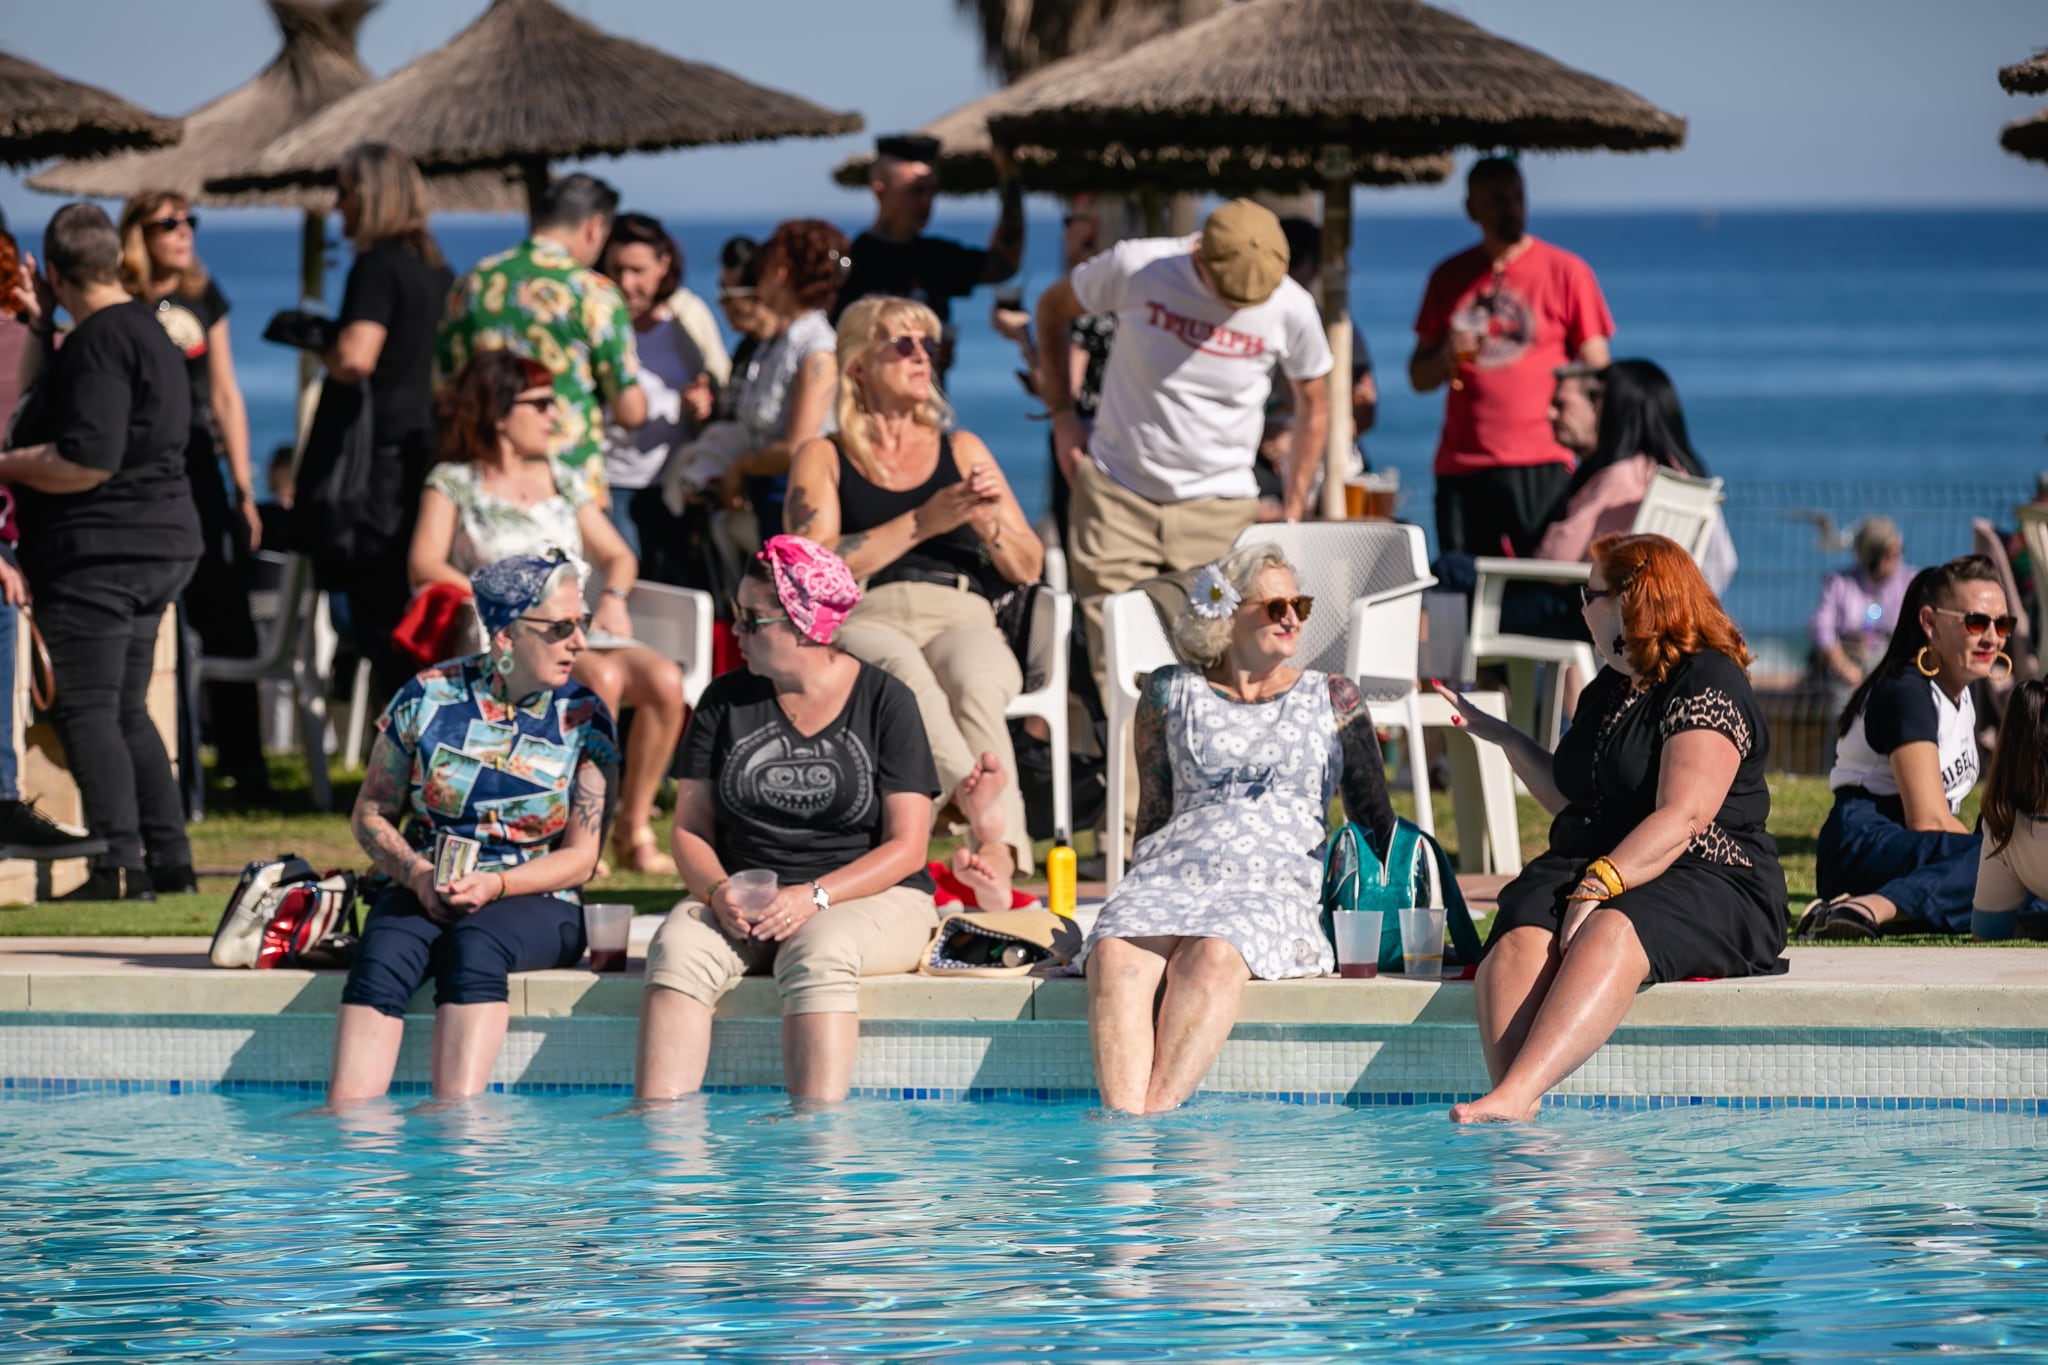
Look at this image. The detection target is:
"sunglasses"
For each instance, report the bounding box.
[730,600,791,636]
[1930,607,2017,638]
[1245,595,1314,625]
[718,287,757,303]
[1580,583,1621,607]
[884,334,939,360]
[517,613,590,643]
[512,394,558,413]
[146,214,198,234]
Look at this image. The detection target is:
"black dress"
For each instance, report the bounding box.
[1489,650,1789,982]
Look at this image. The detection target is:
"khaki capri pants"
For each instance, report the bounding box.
[642,885,940,1015]
[832,580,1034,874]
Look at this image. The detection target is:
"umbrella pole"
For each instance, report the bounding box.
[1318,150,1354,520]
[520,156,550,222]
[297,209,325,445]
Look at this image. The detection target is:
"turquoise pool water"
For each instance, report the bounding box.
[3,1093,2045,1362]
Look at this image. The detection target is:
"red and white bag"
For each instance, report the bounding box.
[210,856,360,969]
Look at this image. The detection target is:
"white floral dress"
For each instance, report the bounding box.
[1082,665,1343,979]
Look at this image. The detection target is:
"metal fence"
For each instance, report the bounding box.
[1720,479,2026,772]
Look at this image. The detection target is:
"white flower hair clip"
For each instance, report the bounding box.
[1189,564,1241,619]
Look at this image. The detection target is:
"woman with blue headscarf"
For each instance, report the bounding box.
[330,554,620,1104]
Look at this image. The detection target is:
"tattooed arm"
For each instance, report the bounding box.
[509,751,616,897]
[1328,676,1397,858]
[1133,666,1177,843]
[351,732,441,911]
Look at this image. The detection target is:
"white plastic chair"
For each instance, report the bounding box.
[195,551,334,812]
[2014,507,2048,674]
[1003,584,1074,840]
[1100,590,1177,889]
[619,582,716,708]
[1233,522,1437,840]
[1464,468,1724,745]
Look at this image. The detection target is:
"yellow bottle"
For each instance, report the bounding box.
[1047,833,1077,919]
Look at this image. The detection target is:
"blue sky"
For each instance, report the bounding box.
[6,0,2047,221]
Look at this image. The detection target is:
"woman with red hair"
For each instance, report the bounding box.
[1434,533,1787,1123]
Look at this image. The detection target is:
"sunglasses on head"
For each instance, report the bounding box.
[512,394,558,413]
[1245,595,1313,625]
[1931,606,2017,638]
[729,599,791,636]
[884,334,938,359]
[517,613,589,643]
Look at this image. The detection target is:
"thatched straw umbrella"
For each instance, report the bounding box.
[2003,109,2048,165]
[2000,49,2048,96]
[31,1,520,405]
[0,50,181,169]
[206,0,861,211]
[989,0,1686,516]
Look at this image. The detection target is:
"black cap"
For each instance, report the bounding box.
[876,133,941,163]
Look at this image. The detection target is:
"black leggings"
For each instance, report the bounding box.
[341,886,587,1017]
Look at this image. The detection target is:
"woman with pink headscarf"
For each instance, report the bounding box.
[636,536,942,1103]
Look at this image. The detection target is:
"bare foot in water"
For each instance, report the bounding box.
[1449,1092,1541,1125]
[951,847,1011,910]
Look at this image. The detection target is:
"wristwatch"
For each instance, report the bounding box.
[809,881,831,912]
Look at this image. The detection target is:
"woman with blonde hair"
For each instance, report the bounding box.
[783,293,1042,908]
[119,188,263,800]
[315,143,455,696]
[1081,542,1394,1114]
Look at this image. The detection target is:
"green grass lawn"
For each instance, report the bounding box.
[0,754,2009,943]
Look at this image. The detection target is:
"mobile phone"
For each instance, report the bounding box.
[993,285,1024,310]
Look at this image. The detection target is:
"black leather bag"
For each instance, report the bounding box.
[290,379,385,588]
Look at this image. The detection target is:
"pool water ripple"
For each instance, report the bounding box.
[3,1093,2046,1361]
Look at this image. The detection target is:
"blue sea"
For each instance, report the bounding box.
[86,206,2048,651]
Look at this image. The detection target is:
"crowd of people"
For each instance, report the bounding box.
[2,132,2039,1120]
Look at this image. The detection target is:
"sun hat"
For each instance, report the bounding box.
[1198,198,1290,309]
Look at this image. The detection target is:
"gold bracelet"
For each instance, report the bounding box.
[1587,857,1627,899]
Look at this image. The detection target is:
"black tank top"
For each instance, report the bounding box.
[834,433,1004,599]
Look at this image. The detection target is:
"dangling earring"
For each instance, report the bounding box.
[1915,647,1941,678]
[1992,652,2014,682]
[495,649,516,677]
[1611,636,1626,658]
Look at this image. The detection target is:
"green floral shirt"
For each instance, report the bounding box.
[436,238,640,498]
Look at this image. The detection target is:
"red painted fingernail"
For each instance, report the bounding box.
[1428,678,1442,688]
[1451,715,1465,727]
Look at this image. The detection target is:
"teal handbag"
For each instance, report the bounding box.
[1320,817,1486,973]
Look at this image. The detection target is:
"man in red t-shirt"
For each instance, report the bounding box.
[1410,158,1614,557]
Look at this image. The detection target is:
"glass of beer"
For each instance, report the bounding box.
[1359,470,1399,520]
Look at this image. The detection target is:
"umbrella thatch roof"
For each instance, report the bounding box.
[207,0,861,198]
[2003,109,2048,165]
[30,0,520,213]
[0,50,181,169]
[986,0,1686,156]
[2000,49,2048,96]
[832,14,1449,195]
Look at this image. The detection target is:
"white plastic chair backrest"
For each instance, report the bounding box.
[1021,585,1069,696]
[619,581,713,705]
[1233,522,1430,677]
[1102,590,1176,712]
[1629,468,1724,560]
[242,551,317,671]
[1973,519,2030,649]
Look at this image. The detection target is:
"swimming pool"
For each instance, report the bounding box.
[4,1092,2044,1362]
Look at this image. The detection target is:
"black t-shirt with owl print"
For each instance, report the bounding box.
[680,660,939,893]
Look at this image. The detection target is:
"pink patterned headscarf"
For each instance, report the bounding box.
[758,535,862,644]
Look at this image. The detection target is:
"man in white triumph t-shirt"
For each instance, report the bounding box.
[1035,198,1333,695]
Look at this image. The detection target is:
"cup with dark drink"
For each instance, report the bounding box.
[1331,910,1383,979]
[583,901,633,973]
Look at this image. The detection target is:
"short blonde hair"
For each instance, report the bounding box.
[834,294,953,477]
[338,142,444,268]
[1172,543,1296,668]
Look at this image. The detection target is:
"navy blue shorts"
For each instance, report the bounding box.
[340,886,586,1017]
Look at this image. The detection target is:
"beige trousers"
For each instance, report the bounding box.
[642,884,940,1016]
[832,581,1034,874]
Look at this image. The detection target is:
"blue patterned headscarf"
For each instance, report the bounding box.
[471,555,572,639]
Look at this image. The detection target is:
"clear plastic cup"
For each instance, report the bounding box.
[1398,905,1446,980]
[582,902,632,973]
[725,869,778,919]
[1331,910,1383,979]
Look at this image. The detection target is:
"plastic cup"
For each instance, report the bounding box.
[725,869,778,920]
[1398,905,1446,980]
[583,902,632,973]
[1331,910,1383,979]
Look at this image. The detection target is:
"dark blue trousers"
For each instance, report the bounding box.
[1817,794,1981,933]
[341,886,586,1017]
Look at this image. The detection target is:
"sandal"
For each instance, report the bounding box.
[612,827,677,877]
[1797,897,1881,942]
[1793,896,1843,940]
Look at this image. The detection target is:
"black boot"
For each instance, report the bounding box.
[150,864,200,896]
[0,799,109,863]
[55,867,157,903]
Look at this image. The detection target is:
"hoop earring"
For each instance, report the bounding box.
[495,650,516,677]
[1916,647,1941,678]
[1993,652,2014,682]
